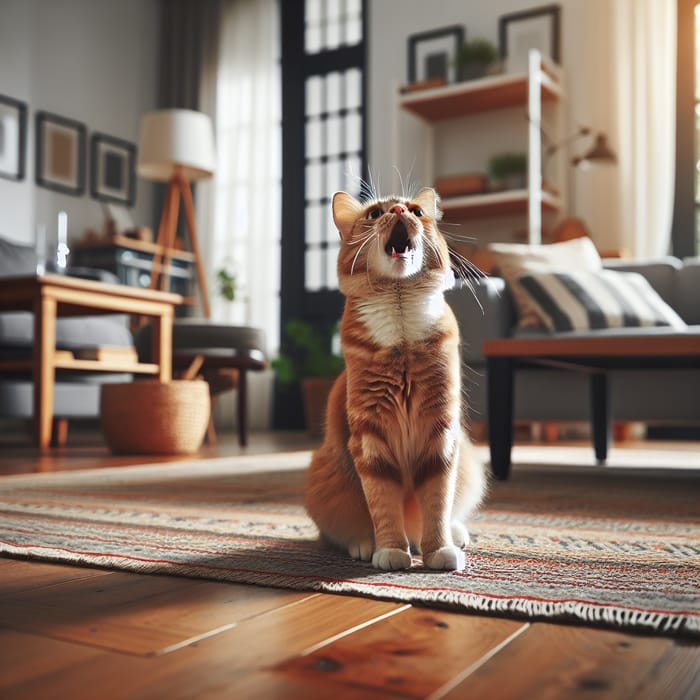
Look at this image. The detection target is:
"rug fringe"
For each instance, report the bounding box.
[317,581,696,636]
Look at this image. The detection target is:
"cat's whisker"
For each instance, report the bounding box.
[348,229,375,247]
[351,232,376,276]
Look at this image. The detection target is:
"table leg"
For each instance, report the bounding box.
[33,294,57,451]
[487,356,514,480]
[590,372,610,464]
[237,369,248,447]
[151,310,173,382]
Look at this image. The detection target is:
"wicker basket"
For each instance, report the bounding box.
[100,380,210,455]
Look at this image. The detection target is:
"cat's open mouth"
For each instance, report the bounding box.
[385,221,414,258]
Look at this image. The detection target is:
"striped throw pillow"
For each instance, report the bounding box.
[516,270,687,332]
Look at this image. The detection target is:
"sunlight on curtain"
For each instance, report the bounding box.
[205,0,281,352]
[613,0,676,257]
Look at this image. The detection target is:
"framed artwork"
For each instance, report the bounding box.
[499,4,561,74]
[407,25,465,85]
[90,133,136,206]
[35,111,86,195]
[0,95,28,181]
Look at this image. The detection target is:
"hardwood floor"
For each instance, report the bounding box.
[1,429,698,699]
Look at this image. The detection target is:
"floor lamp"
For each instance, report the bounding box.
[137,109,216,319]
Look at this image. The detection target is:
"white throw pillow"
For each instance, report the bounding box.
[515,269,688,332]
[488,237,603,328]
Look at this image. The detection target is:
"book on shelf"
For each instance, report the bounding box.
[77,346,139,363]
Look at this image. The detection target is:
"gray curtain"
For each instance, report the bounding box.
[153,0,221,244]
[157,0,222,110]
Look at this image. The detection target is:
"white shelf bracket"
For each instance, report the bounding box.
[528,49,543,245]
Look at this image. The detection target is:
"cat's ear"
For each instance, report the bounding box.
[413,187,442,221]
[332,191,363,240]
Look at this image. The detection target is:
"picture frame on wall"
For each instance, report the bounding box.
[499,4,561,74]
[0,94,28,182]
[90,133,136,206]
[407,25,465,85]
[36,111,86,196]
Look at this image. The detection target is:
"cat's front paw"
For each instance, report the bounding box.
[424,545,465,571]
[372,547,412,571]
[348,540,374,562]
[451,521,470,548]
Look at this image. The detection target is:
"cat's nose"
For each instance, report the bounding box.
[390,204,405,216]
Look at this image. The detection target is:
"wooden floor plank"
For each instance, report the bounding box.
[0,557,111,594]
[0,567,310,655]
[0,629,104,693]
[229,671,405,700]
[438,622,679,700]
[1,594,404,699]
[634,642,700,700]
[273,606,526,699]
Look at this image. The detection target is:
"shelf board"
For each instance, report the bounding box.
[0,357,160,375]
[400,69,562,121]
[441,189,562,220]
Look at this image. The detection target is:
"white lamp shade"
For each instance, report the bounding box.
[137,109,216,182]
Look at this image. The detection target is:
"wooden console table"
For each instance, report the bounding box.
[483,335,700,479]
[0,274,183,450]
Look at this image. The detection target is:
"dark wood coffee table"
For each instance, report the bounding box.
[483,335,700,479]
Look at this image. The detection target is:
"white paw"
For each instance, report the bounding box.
[451,521,470,548]
[348,540,374,561]
[424,545,465,571]
[372,547,412,571]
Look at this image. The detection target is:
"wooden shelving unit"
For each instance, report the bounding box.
[400,69,563,121]
[398,50,565,243]
[440,189,561,221]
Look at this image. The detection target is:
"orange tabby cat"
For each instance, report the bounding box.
[305,187,486,571]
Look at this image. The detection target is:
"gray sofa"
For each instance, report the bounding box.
[0,236,134,441]
[447,256,700,431]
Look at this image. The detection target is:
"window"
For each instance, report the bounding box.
[278,0,366,428]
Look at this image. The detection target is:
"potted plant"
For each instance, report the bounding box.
[272,319,344,436]
[488,152,528,190]
[456,38,498,81]
[215,264,236,302]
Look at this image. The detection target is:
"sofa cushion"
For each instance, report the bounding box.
[676,257,700,324]
[0,236,37,276]
[603,257,682,309]
[488,237,602,328]
[515,269,687,332]
[0,312,132,353]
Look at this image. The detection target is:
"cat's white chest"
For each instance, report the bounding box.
[357,289,445,347]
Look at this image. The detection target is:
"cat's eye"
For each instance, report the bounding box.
[366,208,382,220]
[410,207,424,217]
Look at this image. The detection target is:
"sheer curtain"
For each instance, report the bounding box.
[612,0,677,258]
[198,0,281,428]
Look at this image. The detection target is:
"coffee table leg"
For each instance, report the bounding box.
[590,372,610,464]
[487,356,514,480]
[33,295,57,451]
[151,309,173,382]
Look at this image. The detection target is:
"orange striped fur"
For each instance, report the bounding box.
[305,189,486,571]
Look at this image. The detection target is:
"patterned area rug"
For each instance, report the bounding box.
[1,449,698,638]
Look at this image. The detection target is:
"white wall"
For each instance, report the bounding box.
[368,0,621,251]
[0,0,159,249]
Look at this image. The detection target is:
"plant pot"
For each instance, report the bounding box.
[301,376,336,438]
[459,61,487,81]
